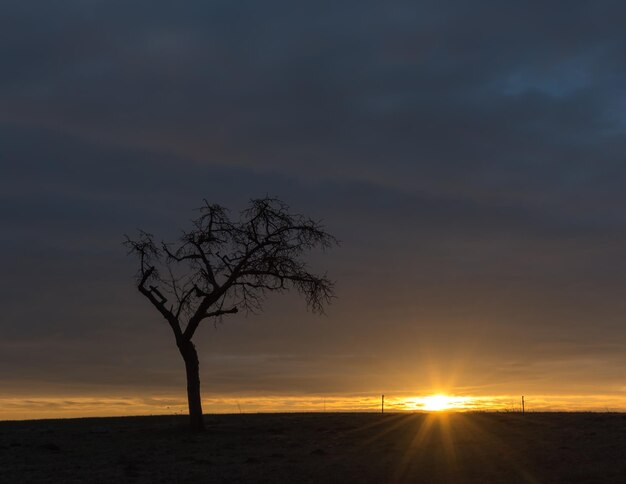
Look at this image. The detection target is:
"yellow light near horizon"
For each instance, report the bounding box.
[421,394,456,411]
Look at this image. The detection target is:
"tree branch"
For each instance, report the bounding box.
[125,197,336,343]
[136,266,182,339]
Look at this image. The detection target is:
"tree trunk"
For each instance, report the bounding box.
[178,340,205,432]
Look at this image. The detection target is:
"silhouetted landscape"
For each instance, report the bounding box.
[3,412,626,483]
[5,1,626,482]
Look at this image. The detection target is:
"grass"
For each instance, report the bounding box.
[1,412,626,483]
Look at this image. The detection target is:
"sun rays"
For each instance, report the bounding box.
[350,412,539,482]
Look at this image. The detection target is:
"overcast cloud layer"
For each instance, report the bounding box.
[2,1,626,415]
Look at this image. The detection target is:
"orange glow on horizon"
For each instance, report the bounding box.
[2,393,626,420]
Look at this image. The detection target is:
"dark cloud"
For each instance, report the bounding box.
[2,1,626,412]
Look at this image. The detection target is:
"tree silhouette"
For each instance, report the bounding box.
[124,197,337,431]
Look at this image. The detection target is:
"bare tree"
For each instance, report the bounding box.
[124,197,337,431]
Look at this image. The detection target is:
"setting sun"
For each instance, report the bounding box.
[415,394,470,411]
[421,394,453,411]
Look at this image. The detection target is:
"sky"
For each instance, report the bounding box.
[3,0,626,418]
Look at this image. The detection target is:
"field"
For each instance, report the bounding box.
[1,412,625,483]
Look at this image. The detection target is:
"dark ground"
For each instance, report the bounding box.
[1,412,625,483]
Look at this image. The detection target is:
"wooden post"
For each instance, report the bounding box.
[522,396,525,414]
[382,394,385,414]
